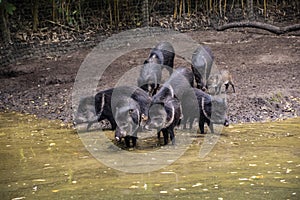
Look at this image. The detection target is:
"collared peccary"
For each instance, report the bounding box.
[144,41,175,75]
[152,66,194,104]
[191,46,214,91]
[73,95,98,130]
[181,88,229,133]
[137,63,162,96]
[146,97,182,145]
[207,69,235,95]
[112,88,151,148]
[150,66,196,133]
[94,86,151,134]
[145,67,194,145]
[113,97,141,148]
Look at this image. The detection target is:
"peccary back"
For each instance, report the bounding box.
[137,63,162,96]
[154,41,175,69]
[191,46,214,90]
[145,41,175,75]
[152,66,194,104]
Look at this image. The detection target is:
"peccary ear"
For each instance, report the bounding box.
[150,49,164,65]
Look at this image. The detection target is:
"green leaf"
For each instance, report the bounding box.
[6,2,16,15]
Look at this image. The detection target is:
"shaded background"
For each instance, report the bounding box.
[1,0,299,66]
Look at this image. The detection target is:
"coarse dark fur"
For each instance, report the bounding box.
[144,41,175,75]
[191,46,214,91]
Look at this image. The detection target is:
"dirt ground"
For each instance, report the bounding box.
[0,29,299,124]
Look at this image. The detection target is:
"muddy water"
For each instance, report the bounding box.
[0,112,299,200]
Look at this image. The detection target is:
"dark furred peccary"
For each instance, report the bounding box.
[94,86,151,131]
[181,88,229,133]
[137,62,162,96]
[113,97,142,148]
[147,66,194,145]
[146,97,182,145]
[112,88,151,148]
[144,41,175,75]
[191,46,214,91]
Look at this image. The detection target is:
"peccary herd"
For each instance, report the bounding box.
[74,41,235,148]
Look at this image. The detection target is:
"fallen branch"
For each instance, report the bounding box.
[45,20,81,33]
[216,21,300,35]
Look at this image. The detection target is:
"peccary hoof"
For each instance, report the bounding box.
[224,120,229,127]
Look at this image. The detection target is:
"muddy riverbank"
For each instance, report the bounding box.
[0,30,299,124]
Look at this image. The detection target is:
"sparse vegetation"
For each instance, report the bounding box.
[268,92,283,103]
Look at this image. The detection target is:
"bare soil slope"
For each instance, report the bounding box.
[1,30,299,124]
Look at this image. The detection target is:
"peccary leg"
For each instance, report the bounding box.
[230,82,236,93]
[169,129,175,145]
[189,118,194,130]
[157,130,161,139]
[125,136,131,147]
[225,83,229,92]
[131,131,138,147]
[162,129,169,145]
[208,122,214,134]
[131,137,137,147]
[199,119,205,134]
[108,117,117,130]
[181,117,187,129]
[225,82,235,93]
[98,114,117,130]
